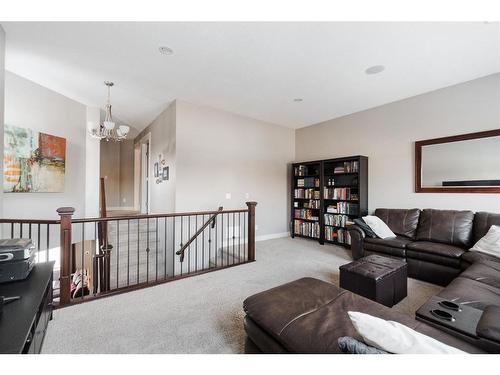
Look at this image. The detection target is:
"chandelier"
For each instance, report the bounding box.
[88,81,130,141]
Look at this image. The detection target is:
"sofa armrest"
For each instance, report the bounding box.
[347,224,366,260]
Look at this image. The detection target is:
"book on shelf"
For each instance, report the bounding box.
[294,165,308,177]
[294,199,320,209]
[325,227,351,244]
[333,161,359,174]
[296,177,320,188]
[323,187,358,201]
[294,188,320,199]
[294,220,320,238]
[326,202,359,216]
[324,214,354,227]
[294,209,319,221]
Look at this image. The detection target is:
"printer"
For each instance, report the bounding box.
[0,239,36,283]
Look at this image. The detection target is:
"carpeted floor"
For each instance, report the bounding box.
[42,237,441,353]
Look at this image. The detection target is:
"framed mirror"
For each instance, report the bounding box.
[415,129,500,193]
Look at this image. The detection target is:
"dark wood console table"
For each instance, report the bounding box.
[0,262,54,354]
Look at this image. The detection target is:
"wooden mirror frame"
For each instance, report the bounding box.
[415,129,500,193]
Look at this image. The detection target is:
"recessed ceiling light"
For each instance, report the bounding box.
[159,46,174,55]
[293,98,303,102]
[365,65,385,75]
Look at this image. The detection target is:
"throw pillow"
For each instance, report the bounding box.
[348,311,466,354]
[337,336,388,354]
[469,225,500,259]
[362,216,397,239]
[353,218,378,238]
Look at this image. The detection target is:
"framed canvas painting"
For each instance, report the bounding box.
[4,125,66,193]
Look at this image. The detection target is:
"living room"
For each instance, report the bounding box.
[1,0,500,373]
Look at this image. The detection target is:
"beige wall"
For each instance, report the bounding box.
[4,72,87,219]
[136,101,176,214]
[176,100,295,237]
[295,73,500,213]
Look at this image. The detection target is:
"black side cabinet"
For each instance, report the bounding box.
[0,262,54,354]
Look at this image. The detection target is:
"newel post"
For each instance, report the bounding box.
[246,202,257,261]
[57,207,75,306]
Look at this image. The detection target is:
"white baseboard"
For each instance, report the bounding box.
[256,232,290,242]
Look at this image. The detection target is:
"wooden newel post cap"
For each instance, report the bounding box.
[56,207,75,216]
[246,201,257,207]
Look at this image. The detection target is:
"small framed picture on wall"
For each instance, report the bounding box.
[162,166,169,181]
[154,162,159,177]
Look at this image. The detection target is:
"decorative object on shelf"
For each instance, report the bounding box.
[4,125,66,193]
[88,82,130,141]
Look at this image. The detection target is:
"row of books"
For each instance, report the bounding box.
[293,199,320,209]
[296,177,320,188]
[294,221,320,238]
[324,214,354,228]
[333,161,359,174]
[326,202,359,215]
[294,209,319,221]
[324,187,359,201]
[325,227,351,244]
[294,188,320,199]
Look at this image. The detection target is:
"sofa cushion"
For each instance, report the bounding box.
[374,208,421,239]
[437,276,500,311]
[364,236,413,258]
[406,241,465,268]
[243,277,484,353]
[461,251,500,268]
[473,212,500,244]
[415,209,474,248]
[459,262,500,289]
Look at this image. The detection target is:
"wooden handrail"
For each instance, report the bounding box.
[176,207,223,262]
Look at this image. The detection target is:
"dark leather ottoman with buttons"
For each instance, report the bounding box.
[339,254,407,307]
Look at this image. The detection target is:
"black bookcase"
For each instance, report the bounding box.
[291,156,368,247]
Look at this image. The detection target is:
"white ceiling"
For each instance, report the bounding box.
[2,22,500,130]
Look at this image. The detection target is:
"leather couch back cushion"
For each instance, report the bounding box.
[374,208,420,239]
[473,212,500,243]
[416,209,474,248]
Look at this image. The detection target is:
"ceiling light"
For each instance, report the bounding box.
[365,65,385,75]
[159,46,174,55]
[88,82,130,142]
[293,98,303,102]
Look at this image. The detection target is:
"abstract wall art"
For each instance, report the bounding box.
[4,125,66,193]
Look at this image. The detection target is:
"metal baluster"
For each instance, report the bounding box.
[116,220,120,289]
[172,217,175,279]
[146,218,150,283]
[227,213,230,266]
[155,217,159,281]
[82,222,85,300]
[188,216,191,273]
[127,219,130,286]
[208,215,212,270]
[244,212,247,261]
[221,214,224,267]
[46,224,50,262]
[10,223,13,239]
[238,212,241,263]
[164,217,167,279]
[37,223,41,262]
[20,223,23,238]
[202,215,205,271]
[195,215,198,272]
[29,223,32,239]
[180,216,183,276]
[215,216,218,268]
[232,212,235,265]
[137,219,140,284]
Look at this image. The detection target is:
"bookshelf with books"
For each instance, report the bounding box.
[291,161,321,239]
[291,156,368,247]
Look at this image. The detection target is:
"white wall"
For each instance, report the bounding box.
[175,100,295,237]
[4,72,87,219]
[0,27,5,219]
[295,73,500,213]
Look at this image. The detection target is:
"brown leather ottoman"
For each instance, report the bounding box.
[339,254,407,307]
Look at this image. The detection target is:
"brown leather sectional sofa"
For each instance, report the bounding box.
[242,209,500,353]
[349,209,500,286]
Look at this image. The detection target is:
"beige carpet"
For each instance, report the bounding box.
[42,237,441,353]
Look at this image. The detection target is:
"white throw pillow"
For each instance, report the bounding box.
[362,215,396,239]
[469,225,500,259]
[348,311,466,354]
